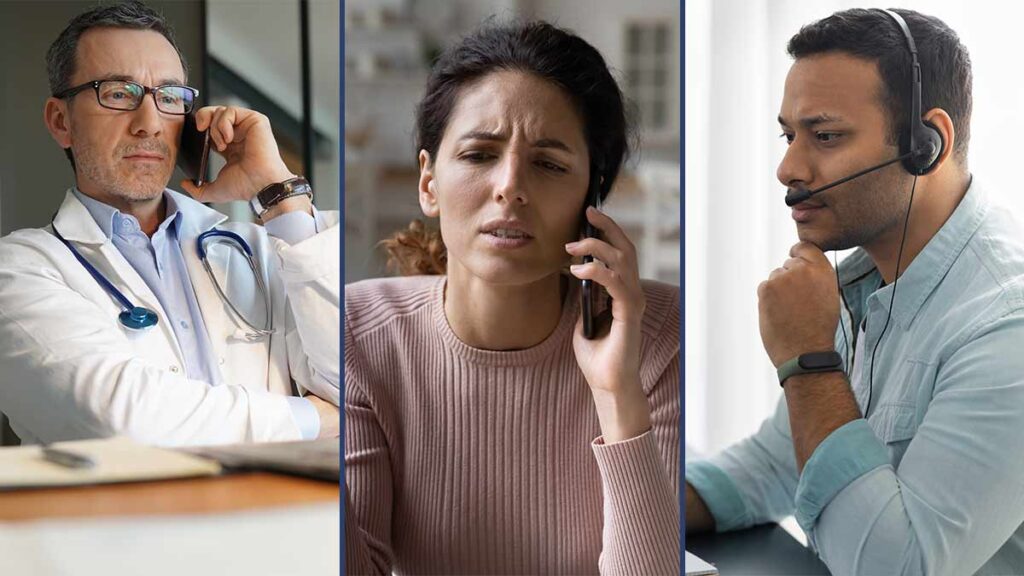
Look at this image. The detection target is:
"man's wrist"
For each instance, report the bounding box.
[783,371,862,471]
[249,165,295,195]
[777,350,845,387]
[259,194,313,223]
[250,175,313,222]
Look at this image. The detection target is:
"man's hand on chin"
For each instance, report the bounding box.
[757,241,841,367]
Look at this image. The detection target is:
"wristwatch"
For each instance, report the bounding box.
[776,351,844,387]
[249,176,312,218]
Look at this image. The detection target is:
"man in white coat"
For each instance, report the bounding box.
[0,1,340,446]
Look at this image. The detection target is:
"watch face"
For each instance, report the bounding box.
[798,351,843,370]
[258,183,286,205]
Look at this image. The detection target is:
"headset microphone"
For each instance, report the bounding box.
[783,149,918,207]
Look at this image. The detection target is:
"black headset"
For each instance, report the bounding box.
[852,9,948,418]
[783,10,946,207]
[880,8,945,175]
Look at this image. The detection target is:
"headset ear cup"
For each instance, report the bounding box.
[913,120,945,175]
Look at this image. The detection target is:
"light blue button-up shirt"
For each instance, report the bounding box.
[687,179,1024,575]
[72,188,321,440]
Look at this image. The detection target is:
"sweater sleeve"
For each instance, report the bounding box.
[343,315,395,575]
[590,285,681,575]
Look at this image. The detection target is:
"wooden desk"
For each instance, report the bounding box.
[0,472,339,522]
[1,472,341,576]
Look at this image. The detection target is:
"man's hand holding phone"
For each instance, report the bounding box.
[178,105,310,219]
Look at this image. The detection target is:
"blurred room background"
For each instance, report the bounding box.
[344,0,680,285]
[686,0,1024,460]
[0,0,339,234]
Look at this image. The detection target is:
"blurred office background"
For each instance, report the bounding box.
[0,0,339,446]
[0,0,339,234]
[344,0,680,284]
[686,1,1024,457]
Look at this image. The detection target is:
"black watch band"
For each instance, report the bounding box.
[776,351,844,387]
[250,176,312,217]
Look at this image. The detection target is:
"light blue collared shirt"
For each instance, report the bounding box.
[688,179,1024,575]
[72,188,321,440]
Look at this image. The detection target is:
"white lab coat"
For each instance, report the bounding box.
[0,189,340,446]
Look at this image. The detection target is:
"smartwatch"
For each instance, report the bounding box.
[777,351,844,387]
[250,176,312,218]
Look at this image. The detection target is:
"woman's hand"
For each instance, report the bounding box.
[565,206,651,443]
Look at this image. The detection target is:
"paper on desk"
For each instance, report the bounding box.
[0,436,220,489]
[0,502,339,576]
[685,550,719,576]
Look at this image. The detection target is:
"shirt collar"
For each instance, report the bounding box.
[70,187,225,241]
[71,187,183,240]
[838,176,987,329]
[70,188,118,240]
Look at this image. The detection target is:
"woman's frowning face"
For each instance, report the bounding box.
[420,70,591,286]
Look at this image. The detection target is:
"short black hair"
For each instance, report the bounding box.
[788,8,972,164]
[46,0,187,170]
[415,20,633,200]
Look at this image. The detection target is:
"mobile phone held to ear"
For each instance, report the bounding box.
[581,168,602,339]
[177,112,211,188]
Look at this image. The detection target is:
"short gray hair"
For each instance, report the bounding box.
[46,0,189,96]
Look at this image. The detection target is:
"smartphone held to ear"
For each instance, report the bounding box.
[177,112,211,188]
[581,168,602,339]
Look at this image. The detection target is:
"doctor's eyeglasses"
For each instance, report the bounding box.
[54,80,198,115]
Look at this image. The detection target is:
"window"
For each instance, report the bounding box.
[624,22,673,133]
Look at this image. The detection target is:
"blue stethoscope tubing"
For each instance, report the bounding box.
[50,220,273,340]
[196,229,274,340]
[51,220,159,330]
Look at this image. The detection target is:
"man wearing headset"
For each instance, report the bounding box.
[0,1,339,445]
[686,9,1024,575]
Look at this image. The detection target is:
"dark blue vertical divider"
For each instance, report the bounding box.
[339,0,348,573]
[679,0,687,562]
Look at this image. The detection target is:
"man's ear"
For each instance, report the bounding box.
[44,97,73,151]
[922,107,956,172]
[418,149,440,218]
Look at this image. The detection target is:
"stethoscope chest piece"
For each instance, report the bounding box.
[119,306,159,330]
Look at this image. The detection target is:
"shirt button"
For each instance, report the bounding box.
[218,357,225,366]
[180,320,189,329]
[169,365,180,373]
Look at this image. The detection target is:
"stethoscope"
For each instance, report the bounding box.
[51,220,274,341]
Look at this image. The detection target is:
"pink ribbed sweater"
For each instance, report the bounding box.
[344,275,680,575]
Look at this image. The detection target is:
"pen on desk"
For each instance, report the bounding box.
[41,446,96,469]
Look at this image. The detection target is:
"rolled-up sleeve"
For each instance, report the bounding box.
[686,396,802,532]
[794,419,889,532]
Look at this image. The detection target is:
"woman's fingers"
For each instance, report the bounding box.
[584,207,637,262]
[565,237,627,270]
[570,261,644,322]
[567,207,644,323]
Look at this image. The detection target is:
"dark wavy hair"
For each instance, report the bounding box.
[383,20,633,275]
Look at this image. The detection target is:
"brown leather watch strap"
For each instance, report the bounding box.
[249,176,312,217]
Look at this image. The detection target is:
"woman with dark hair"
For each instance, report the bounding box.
[345,21,679,574]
